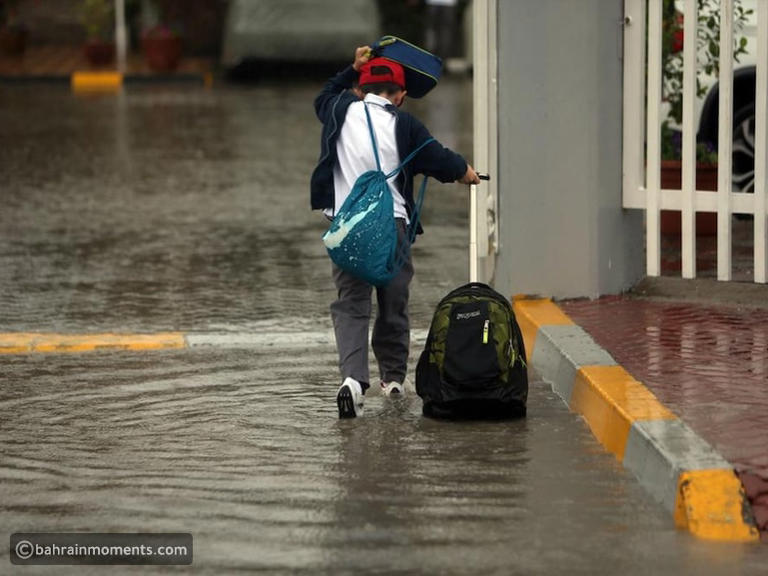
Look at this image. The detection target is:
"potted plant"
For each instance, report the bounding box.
[142,23,181,71]
[659,0,751,234]
[0,0,28,56]
[80,0,115,67]
[142,0,182,72]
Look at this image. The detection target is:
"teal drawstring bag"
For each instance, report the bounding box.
[323,103,434,287]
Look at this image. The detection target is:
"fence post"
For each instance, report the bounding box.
[472,0,499,283]
[717,0,734,281]
[646,0,662,276]
[755,1,768,283]
[681,0,698,278]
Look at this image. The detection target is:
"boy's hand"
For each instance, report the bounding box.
[353,46,372,71]
[459,165,481,185]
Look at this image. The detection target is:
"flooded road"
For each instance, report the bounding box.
[0,79,470,332]
[1,80,766,573]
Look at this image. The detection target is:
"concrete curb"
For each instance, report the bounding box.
[513,298,760,542]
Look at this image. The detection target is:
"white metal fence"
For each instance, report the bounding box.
[623,0,768,282]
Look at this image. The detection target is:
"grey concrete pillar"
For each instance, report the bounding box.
[493,0,643,299]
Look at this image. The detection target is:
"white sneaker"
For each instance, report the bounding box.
[337,377,365,418]
[380,380,404,397]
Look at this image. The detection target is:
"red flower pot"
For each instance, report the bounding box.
[83,39,115,67]
[0,26,27,56]
[142,32,182,72]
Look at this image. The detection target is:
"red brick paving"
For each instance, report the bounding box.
[560,296,768,535]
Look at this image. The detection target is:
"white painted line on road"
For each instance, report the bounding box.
[185,330,430,349]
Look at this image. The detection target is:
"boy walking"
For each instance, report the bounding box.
[311,46,479,418]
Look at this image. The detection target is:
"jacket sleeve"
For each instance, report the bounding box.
[408,116,468,183]
[314,65,359,122]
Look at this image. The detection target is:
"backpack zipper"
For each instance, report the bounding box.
[483,319,489,344]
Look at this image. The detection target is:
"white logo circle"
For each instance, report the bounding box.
[15,540,34,560]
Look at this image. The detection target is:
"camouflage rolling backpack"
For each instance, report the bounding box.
[415,283,528,419]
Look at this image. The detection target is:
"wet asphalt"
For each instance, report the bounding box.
[1,79,767,574]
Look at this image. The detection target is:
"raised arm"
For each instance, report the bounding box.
[313,46,372,121]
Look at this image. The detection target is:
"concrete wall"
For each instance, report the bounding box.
[493,0,644,299]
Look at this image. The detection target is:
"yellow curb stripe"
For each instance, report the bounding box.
[675,469,760,542]
[512,298,573,356]
[0,333,186,353]
[0,333,37,354]
[570,365,676,461]
[71,71,123,92]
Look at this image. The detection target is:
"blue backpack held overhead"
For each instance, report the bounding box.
[323,103,434,287]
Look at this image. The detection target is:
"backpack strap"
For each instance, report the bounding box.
[364,101,436,179]
[392,173,430,270]
[363,100,436,266]
[385,137,435,180]
[393,139,436,266]
[363,103,382,172]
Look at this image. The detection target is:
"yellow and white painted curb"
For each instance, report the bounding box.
[513,297,760,542]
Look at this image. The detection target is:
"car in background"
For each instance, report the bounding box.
[693,0,759,192]
[221,0,381,70]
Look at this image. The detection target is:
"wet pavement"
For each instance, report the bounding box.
[4,348,767,574]
[2,79,768,572]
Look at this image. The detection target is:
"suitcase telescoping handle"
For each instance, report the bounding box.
[469,173,490,283]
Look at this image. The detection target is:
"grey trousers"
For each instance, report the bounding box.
[330,221,414,389]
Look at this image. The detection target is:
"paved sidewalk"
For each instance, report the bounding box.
[560,277,768,538]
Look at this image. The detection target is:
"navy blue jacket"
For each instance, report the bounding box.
[310,66,468,233]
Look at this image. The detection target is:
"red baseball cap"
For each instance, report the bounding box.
[358,57,406,90]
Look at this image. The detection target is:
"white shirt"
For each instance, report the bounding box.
[325,93,408,222]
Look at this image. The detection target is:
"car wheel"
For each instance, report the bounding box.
[732,103,755,193]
